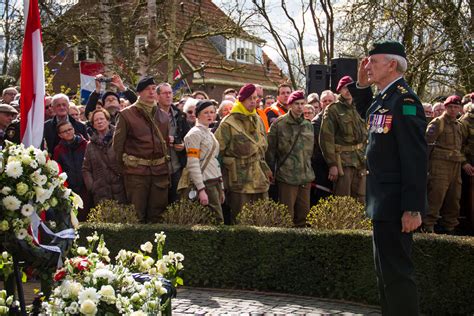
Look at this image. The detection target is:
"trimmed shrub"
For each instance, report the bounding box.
[86,199,139,224]
[162,199,217,225]
[237,199,292,227]
[307,195,371,230]
[78,224,474,315]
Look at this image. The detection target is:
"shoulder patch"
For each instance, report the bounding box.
[403,98,415,103]
[402,104,417,116]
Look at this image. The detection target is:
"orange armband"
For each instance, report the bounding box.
[187,148,200,158]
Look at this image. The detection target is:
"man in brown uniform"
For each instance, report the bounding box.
[423,95,472,233]
[113,77,170,223]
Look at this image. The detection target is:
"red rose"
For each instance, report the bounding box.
[54,269,66,282]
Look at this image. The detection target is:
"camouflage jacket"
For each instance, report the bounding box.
[266,110,315,185]
[426,112,466,163]
[214,112,271,193]
[319,95,367,168]
[459,111,473,164]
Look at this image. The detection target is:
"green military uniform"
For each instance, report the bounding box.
[214,109,271,222]
[266,110,315,227]
[319,95,367,203]
[458,109,473,228]
[424,112,466,232]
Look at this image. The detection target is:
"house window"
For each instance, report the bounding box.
[135,35,148,56]
[226,38,263,64]
[73,45,96,63]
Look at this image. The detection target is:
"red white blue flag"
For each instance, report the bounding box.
[20,0,45,148]
[79,61,104,104]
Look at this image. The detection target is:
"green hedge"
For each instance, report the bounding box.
[78,224,474,315]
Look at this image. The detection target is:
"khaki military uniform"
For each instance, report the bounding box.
[113,97,170,223]
[214,112,271,221]
[319,95,367,203]
[424,112,466,232]
[459,110,474,227]
[266,110,315,227]
[184,122,224,223]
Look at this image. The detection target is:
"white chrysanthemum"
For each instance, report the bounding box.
[76,247,88,256]
[93,268,116,284]
[78,287,100,304]
[79,299,97,315]
[15,228,28,240]
[5,161,23,179]
[2,195,21,211]
[45,160,60,175]
[0,187,12,195]
[140,241,153,253]
[20,204,35,217]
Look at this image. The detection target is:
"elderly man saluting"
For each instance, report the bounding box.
[348,41,427,316]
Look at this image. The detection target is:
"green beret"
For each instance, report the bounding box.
[368,40,406,58]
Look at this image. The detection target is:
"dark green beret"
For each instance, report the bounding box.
[368,40,406,58]
[136,76,156,92]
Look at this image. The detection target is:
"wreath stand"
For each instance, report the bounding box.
[12,256,27,316]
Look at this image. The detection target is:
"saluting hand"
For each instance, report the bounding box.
[358,57,370,87]
[401,211,422,233]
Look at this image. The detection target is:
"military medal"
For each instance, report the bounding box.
[383,115,393,133]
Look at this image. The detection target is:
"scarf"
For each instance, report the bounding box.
[231,100,256,116]
[135,97,157,115]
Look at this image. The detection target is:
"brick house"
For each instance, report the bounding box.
[46,0,285,102]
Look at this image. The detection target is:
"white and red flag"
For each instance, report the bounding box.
[20,0,45,148]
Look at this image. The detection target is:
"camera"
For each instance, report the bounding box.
[97,77,113,83]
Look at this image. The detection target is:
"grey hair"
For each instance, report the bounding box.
[385,54,408,74]
[52,93,70,105]
[156,82,172,94]
[320,90,335,100]
[218,100,234,116]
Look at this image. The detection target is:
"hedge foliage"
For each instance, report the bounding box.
[77,224,474,315]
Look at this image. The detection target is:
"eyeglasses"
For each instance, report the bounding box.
[186,110,195,114]
[59,128,74,134]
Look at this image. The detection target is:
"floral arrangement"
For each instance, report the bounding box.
[42,231,184,315]
[0,141,80,249]
[0,289,17,315]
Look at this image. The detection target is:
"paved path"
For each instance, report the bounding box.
[20,281,381,315]
[173,287,381,315]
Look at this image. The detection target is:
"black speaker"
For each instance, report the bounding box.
[330,58,358,92]
[306,64,329,96]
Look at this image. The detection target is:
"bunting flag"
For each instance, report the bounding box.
[79,61,104,104]
[20,0,45,148]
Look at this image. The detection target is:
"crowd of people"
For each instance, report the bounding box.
[0,63,472,231]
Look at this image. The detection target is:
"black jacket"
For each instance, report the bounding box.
[168,104,190,168]
[349,79,427,221]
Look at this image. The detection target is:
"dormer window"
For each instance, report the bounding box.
[226,38,263,64]
[73,45,96,63]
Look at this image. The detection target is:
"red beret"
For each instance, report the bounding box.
[238,83,256,102]
[287,90,305,105]
[336,76,353,93]
[443,95,462,107]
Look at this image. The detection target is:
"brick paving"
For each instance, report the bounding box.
[172,287,381,315]
[18,281,381,315]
